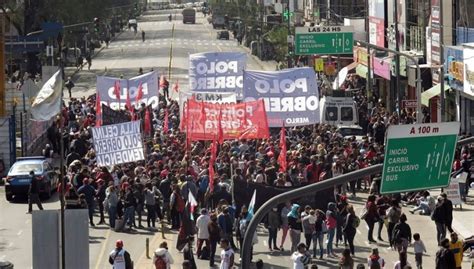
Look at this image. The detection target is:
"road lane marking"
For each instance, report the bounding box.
[266,254,272,260]
[17,230,23,236]
[93,228,111,269]
[7,242,13,248]
[263,240,268,247]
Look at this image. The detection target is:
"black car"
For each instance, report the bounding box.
[217,30,230,40]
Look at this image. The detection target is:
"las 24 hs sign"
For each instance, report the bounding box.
[92,121,145,166]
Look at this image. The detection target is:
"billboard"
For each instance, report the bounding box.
[368,0,385,47]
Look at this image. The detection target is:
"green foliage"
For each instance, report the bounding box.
[264,26,288,62]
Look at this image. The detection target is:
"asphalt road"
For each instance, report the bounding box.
[1,9,472,269]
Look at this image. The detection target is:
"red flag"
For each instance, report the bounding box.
[163,109,169,133]
[217,108,224,144]
[135,82,144,103]
[126,88,134,120]
[95,94,102,127]
[278,127,287,172]
[209,140,218,193]
[144,108,151,135]
[114,80,121,108]
[172,80,179,92]
[185,101,191,151]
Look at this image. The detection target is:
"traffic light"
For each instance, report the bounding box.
[94,17,100,32]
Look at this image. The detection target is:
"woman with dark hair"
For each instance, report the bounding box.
[393,251,410,269]
[392,214,412,252]
[343,205,358,256]
[364,195,379,243]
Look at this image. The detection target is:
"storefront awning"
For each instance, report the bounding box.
[421,83,451,106]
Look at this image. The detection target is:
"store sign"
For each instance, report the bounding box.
[463,46,474,96]
[368,0,385,47]
[354,47,368,66]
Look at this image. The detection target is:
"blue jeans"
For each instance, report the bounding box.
[124,206,135,227]
[108,206,117,228]
[312,232,324,257]
[326,228,335,255]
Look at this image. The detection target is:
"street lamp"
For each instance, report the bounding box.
[355,40,423,123]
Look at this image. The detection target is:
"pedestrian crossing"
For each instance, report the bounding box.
[108,38,237,48]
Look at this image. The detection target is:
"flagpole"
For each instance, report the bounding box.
[58,33,66,269]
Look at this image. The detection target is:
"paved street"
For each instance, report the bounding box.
[1,8,473,269]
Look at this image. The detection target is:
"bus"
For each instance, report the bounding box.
[182,8,196,24]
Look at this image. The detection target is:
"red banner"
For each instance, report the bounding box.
[182,99,269,141]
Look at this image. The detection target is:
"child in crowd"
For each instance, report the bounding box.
[412,233,426,269]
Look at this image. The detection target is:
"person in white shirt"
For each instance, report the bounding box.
[220,238,234,269]
[153,241,174,269]
[195,208,211,258]
[291,243,312,269]
[367,248,385,268]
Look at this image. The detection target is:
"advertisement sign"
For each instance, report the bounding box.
[92,121,145,166]
[463,46,474,97]
[242,68,319,127]
[431,0,441,83]
[96,71,159,110]
[189,52,247,99]
[368,0,385,47]
[182,99,269,141]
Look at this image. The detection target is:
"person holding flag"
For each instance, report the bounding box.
[236,190,258,261]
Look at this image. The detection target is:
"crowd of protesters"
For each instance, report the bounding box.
[39,74,474,268]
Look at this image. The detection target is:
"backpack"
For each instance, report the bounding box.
[154,255,167,269]
[199,245,210,260]
[352,215,360,229]
[175,193,185,212]
[369,257,381,269]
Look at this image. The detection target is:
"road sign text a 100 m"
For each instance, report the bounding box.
[380,122,460,194]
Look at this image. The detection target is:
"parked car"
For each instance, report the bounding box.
[4,157,59,201]
[336,125,366,141]
[217,30,230,40]
[212,15,226,29]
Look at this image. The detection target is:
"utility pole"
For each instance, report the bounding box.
[365,0,371,99]
[394,0,401,114]
[439,0,445,122]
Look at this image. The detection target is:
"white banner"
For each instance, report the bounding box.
[92,121,144,166]
[179,91,237,120]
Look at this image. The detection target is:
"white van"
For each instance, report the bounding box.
[319,96,358,126]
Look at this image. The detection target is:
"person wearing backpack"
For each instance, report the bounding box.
[170,184,185,229]
[435,238,456,269]
[153,241,174,269]
[367,248,385,269]
[392,214,412,252]
[386,199,402,249]
[343,205,358,256]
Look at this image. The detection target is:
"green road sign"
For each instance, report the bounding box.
[380,122,460,194]
[295,26,353,55]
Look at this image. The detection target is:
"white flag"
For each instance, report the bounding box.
[188,192,198,220]
[246,189,257,221]
[31,70,62,121]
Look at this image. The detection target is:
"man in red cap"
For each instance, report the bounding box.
[77,178,96,226]
[109,239,133,269]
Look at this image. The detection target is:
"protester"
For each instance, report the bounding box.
[313,209,326,259]
[153,242,174,269]
[207,213,221,267]
[77,178,96,226]
[195,208,210,258]
[280,201,292,251]
[343,205,358,256]
[386,199,402,248]
[367,248,385,269]
[392,213,412,252]
[109,240,133,269]
[435,238,456,269]
[339,248,354,269]
[326,202,338,257]
[266,207,281,251]
[288,204,302,253]
[219,238,235,269]
[291,243,312,269]
[448,232,463,269]
[364,195,379,243]
[27,170,44,214]
[431,196,447,245]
